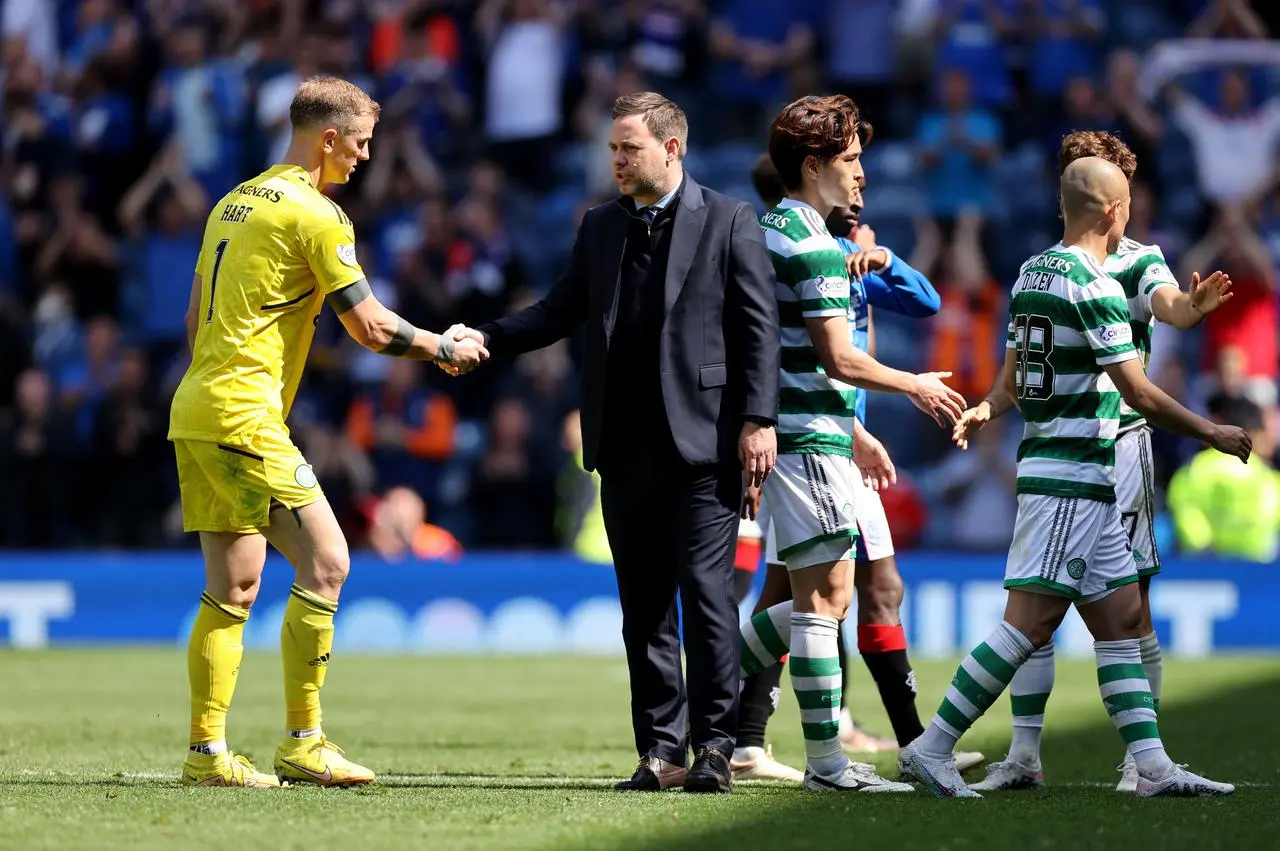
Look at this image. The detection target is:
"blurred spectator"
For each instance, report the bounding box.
[1186,0,1270,39]
[1147,356,1205,490]
[555,409,610,563]
[621,0,705,111]
[878,471,929,550]
[0,368,75,547]
[468,397,558,549]
[89,346,167,546]
[147,21,247,200]
[826,0,898,133]
[1106,49,1163,174]
[916,69,1001,240]
[477,0,569,193]
[256,30,324,168]
[367,485,464,562]
[33,175,119,319]
[346,359,457,505]
[922,242,1003,406]
[1041,76,1115,165]
[1181,207,1278,409]
[1168,68,1280,211]
[1167,396,1280,562]
[707,0,815,139]
[56,314,120,447]
[927,418,1016,550]
[931,0,1015,110]
[116,142,208,363]
[1022,0,1105,113]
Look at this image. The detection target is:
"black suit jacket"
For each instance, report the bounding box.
[478,175,779,472]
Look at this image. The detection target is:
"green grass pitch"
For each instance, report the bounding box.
[1,650,1277,850]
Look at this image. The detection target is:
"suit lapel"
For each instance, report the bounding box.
[600,202,630,341]
[664,177,706,317]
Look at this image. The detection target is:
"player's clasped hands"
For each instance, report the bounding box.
[436,323,489,376]
[909,371,967,428]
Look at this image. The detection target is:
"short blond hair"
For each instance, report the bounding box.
[289,76,380,133]
[612,91,687,159]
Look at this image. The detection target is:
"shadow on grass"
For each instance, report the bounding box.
[597,675,1280,851]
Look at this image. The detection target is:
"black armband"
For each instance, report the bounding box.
[325,278,372,314]
[379,316,416,357]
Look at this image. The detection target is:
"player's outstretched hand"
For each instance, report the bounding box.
[1189,270,1233,316]
[909,371,967,427]
[853,426,896,492]
[952,401,992,451]
[1209,424,1252,463]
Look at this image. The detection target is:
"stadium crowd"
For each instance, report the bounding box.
[2,0,1279,559]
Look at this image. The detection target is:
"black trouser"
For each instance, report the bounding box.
[599,459,743,766]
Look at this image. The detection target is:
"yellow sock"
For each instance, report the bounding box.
[281,583,338,733]
[188,593,249,746]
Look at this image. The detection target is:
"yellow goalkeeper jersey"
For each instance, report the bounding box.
[168,164,366,445]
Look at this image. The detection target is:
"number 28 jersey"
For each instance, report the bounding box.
[168,164,366,446]
[1006,244,1139,504]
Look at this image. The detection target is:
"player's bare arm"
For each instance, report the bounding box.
[183,273,201,353]
[1149,270,1233,329]
[805,313,966,426]
[953,353,1018,450]
[1104,357,1251,461]
[328,279,488,371]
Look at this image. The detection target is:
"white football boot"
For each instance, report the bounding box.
[1115,753,1139,794]
[1137,765,1235,798]
[967,755,1045,791]
[898,741,982,798]
[730,745,804,783]
[804,761,915,792]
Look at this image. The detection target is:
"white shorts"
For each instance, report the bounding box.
[1005,493,1139,603]
[752,464,893,567]
[1114,426,1160,577]
[851,473,895,562]
[760,453,858,570]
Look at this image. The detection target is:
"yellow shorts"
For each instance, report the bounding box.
[173,427,323,534]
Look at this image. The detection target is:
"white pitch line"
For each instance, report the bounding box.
[10,771,1268,789]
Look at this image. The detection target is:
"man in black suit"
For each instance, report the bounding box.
[449,92,779,794]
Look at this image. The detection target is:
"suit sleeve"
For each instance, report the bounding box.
[477,214,590,356]
[726,201,780,424]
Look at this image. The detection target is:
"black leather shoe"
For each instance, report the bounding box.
[684,747,733,794]
[615,756,687,791]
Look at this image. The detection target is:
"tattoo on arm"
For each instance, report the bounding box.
[379,316,416,357]
[326,278,372,314]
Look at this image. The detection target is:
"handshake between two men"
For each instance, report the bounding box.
[433,324,490,376]
[429,324,780,489]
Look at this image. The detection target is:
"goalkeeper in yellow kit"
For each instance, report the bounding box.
[169,76,487,788]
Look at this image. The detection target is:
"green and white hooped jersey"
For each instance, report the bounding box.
[760,198,854,457]
[1006,244,1139,503]
[1102,237,1179,433]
